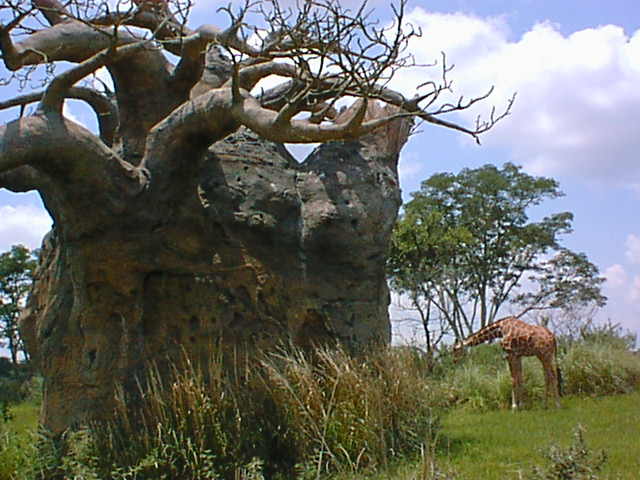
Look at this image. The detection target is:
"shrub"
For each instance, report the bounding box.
[559,325,640,396]
[440,323,640,411]
[0,373,42,405]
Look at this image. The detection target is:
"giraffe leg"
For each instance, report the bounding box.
[540,356,560,409]
[507,356,523,411]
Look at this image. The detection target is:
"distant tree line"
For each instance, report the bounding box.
[387,163,607,351]
[0,245,36,376]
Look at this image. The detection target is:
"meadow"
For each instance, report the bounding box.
[0,326,638,480]
[438,393,640,480]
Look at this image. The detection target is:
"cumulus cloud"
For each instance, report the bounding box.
[601,262,640,329]
[391,8,640,187]
[625,234,640,264]
[630,275,640,303]
[397,149,427,186]
[604,263,629,289]
[0,204,52,251]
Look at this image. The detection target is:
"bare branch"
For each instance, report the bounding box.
[0,86,118,146]
[0,166,43,193]
[39,37,117,113]
[222,60,295,92]
[0,11,30,71]
[38,29,168,115]
[140,87,241,181]
[0,114,147,201]
[0,0,513,208]
[92,1,191,53]
[32,0,68,25]
[0,20,113,70]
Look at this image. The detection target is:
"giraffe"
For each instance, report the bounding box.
[453,316,561,410]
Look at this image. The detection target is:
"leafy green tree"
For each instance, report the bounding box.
[515,249,606,314]
[0,245,37,371]
[387,163,606,347]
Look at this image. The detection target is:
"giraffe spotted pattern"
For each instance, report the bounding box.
[454,316,561,410]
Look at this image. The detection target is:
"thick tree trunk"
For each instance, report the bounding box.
[1,0,503,437]
[19,122,405,433]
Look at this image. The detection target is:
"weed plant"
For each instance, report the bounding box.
[525,425,607,480]
[262,347,442,477]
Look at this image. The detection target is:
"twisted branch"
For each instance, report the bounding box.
[0,0,513,207]
[0,86,118,145]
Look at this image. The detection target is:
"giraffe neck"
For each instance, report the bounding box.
[463,320,505,347]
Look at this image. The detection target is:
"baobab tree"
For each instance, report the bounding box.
[0,0,510,432]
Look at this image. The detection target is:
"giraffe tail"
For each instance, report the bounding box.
[557,365,563,397]
[553,337,563,398]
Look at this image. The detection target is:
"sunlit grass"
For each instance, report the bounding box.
[440,392,640,480]
[3,402,39,434]
[1,341,638,479]
[0,346,444,480]
[0,402,40,480]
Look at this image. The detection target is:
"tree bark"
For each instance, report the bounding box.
[1,0,505,433]
[18,105,408,433]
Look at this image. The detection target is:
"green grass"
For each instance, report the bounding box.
[0,402,40,480]
[1,341,638,480]
[440,392,640,479]
[5,394,640,480]
[2,402,39,435]
[0,347,444,480]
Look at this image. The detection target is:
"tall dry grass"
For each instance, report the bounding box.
[27,345,444,480]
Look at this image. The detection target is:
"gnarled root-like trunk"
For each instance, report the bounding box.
[2,0,504,435]
[20,113,407,433]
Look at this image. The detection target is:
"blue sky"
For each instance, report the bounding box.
[367,0,640,341]
[1,1,640,346]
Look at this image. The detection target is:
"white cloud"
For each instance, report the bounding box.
[629,275,640,304]
[62,102,83,125]
[625,234,640,265]
[601,263,640,330]
[604,263,629,289]
[0,204,52,251]
[392,9,640,187]
[397,149,425,186]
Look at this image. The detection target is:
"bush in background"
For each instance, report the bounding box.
[438,321,639,410]
[0,359,41,406]
[559,322,640,396]
[440,344,512,410]
[440,344,550,411]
